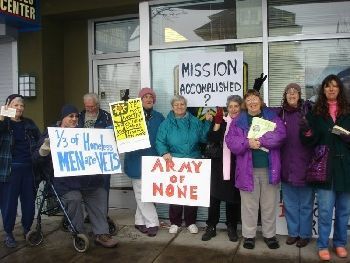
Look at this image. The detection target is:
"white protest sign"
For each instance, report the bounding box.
[0,106,16,118]
[48,127,122,177]
[179,51,243,107]
[141,156,211,207]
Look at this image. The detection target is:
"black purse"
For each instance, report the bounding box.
[204,142,222,159]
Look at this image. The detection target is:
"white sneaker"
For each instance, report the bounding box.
[187,224,198,234]
[169,224,179,234]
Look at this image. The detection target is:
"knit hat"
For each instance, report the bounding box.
[138,87,156,104]
[60,104,79,120]
[6,94,24,104]
[284,83,301,94]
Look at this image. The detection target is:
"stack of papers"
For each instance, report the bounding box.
[332,125,350,136]
[247,117,276,152]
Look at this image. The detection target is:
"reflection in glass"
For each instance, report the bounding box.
[151,0,262,45]
[268,0,350,36]
[269,39,350,106]
[95,19,140,54]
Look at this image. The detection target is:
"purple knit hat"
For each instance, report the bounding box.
[138,87,156,104]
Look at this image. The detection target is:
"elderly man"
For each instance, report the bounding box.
[78,93,115,224]
[35,104,118,248]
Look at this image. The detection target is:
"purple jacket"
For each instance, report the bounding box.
[225,108,286,192]
[275,105,313,186]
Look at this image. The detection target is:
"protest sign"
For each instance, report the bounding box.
[141,156,211,207]
[48,127,122,177]
[179,52,243,107]
[109,98,151,153]
[0,106,16,118]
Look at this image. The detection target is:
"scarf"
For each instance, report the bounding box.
[222,116,233,180]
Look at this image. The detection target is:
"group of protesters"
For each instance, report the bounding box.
[1,74,350,261]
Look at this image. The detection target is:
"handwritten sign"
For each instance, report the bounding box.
[141,156,211,207]
[48,127,121,177]
[179,52,243,107]
[109,98,150,153]
[0,106,16,118]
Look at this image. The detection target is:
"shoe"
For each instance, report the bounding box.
[264,236,280,249]
[243,238,255,249]
[296,238,310,248]
[227,226,238,242]
[95,234,118,248]
[4,233,17,248]
[135,225,148,234]
[335,247,348,258]
[147,226,158,237]
[187,224,198,234]
[169,224,179,234]
[318,249,331,261]
[201,226,216,241]
[286,236,299,245]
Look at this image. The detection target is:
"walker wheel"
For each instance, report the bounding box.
[108,219,119,236]
[26,230,44,246]
[73,234,89,252]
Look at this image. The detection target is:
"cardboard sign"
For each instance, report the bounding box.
[48,127,121,177]
[0,106,16,118]
[109,98,151,153]
[141,156,211,207]
[179,52,243,107]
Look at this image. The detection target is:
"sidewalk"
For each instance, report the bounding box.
[1,208,349,263]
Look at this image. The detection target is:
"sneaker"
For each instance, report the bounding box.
[227,226,238,242]
[4,233,17,248]
[135,225,148,234]
[243,238,255,249]
[169,224,179,234]
[202,226,216,241]
[318,249,331,261]
[335,247,348,258]
[187,224,198,234]
[95,234,118,248]
[147,226,158,237]
[264,236,280,249]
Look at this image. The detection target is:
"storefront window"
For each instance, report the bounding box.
[269,39,350,106]
[151,0,262,45]
[268,0,350,37]
[151,44,262,115]
[95,19,139,54]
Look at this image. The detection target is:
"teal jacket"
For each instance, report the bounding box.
[156,111,211,158]
[301,112,350,192]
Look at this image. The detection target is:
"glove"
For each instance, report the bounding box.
[39,138,51,157]
[253,73,267,92]
[299,117,311,134]
[214,107,224,124]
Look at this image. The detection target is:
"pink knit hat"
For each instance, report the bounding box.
[138,87,156,103]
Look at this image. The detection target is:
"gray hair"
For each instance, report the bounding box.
[171,95,187,107]
[226,95,243,107]
[83,93,99,105]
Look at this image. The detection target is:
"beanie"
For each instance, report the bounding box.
[284,83,301,94]
[60,104,79,120]
[138,87,156,104]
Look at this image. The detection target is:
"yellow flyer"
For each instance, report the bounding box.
[247,117,276,139]
[109,98,150,153]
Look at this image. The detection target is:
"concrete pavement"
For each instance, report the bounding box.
[1,208,350,263]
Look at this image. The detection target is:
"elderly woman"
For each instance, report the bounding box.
[202,95,242,242]
[276,83,314,248]
[301,75,350,261]
[226,89,286,250]
[156,95,212,234]
[0,94,41,248]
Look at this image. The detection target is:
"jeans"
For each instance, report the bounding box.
[316,188,350,249]
[282,182,314,239]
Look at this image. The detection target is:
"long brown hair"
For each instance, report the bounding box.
[313,74,350,118]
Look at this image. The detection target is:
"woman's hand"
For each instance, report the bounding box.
[205,110,213,121]
[248,138,261,149]
[39,138,51,156]
[162,153,172,162]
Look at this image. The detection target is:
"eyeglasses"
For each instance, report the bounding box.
[245,98,259,103]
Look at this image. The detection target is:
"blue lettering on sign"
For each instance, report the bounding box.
[94,152,121,173]
[57,151,85,172]
[83,133,90,151]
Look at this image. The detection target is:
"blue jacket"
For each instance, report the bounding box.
[0,117,41,182]
[124,109,165,179]
[78,109,112,128]
[33,125,104,195]
[156,111,211,158]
